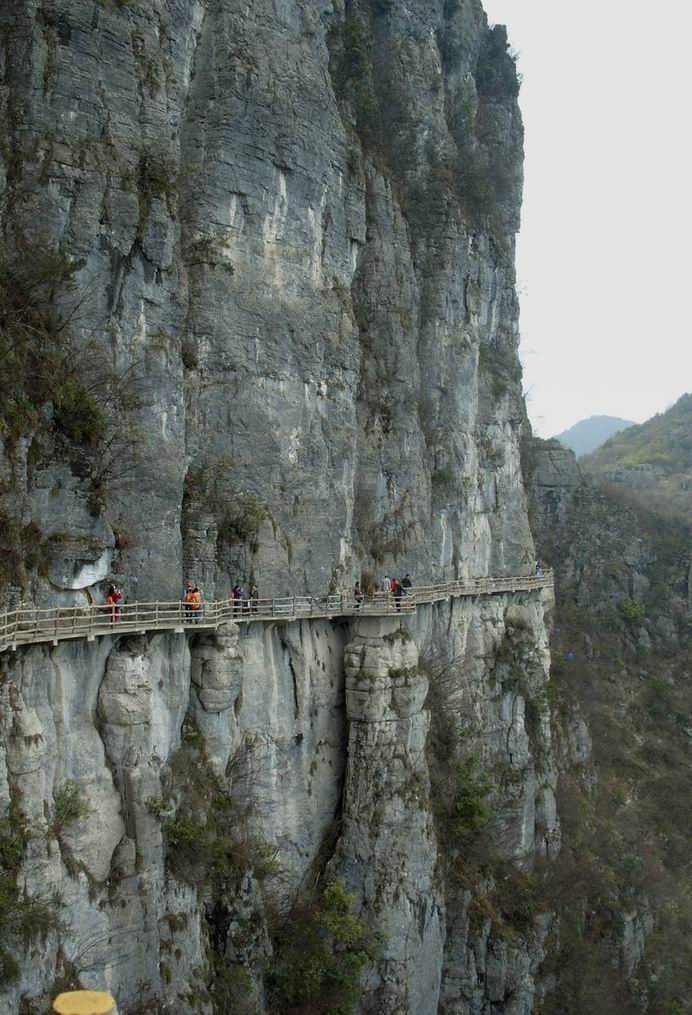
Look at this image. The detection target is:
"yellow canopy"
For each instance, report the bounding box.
[53,991,116,1015]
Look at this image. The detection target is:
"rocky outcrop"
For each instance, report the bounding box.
[530,437,689,632]
[332,618,443,1013]
[0,0,571,1012]
[0,583,556,1014]
[0,0,532,612]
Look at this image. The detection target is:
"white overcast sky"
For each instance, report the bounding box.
[481,0,692,436]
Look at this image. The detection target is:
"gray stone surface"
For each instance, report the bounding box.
[0,586,557,1013]
[0,1,568,1012]
[331,617,443,1014]
[0,0,533,614]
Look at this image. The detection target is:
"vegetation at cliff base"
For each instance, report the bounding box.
[0,800,62,986]
[268,879,379,1015]
[152,723,278,893]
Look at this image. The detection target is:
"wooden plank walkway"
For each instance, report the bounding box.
[0,572,554,653]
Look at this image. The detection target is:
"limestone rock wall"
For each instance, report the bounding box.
[333,618,443,1013]
[0,0,533,611]
[0,1,561,1011]
[0,586,554,1014]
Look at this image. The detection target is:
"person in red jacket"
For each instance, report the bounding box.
[106,585,122,624]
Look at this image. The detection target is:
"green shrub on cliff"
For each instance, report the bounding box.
[0,243,93,444]
[0,233,143,518]
[52,780,92,837]
[475,25,520,99]
[423,654,490,843]
[448,757,493,834]
[219,491,268,545]
[478,340,522,399]
[156,726,278,892]
[619,596,645,626]
[268,879,379,1015]
[0,801,62,986]
[135,145,178,213]
[185,458,269,548]
[0,513,45,589]
[52,380,107,448]
[327,12,380,150]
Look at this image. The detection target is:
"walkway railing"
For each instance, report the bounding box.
[0,571,553,653]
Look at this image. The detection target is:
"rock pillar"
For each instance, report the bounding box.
[331,617,444,1014]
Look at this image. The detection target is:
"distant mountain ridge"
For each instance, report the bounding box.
[555,415,636,456]
[584,393,691,472]
[582,393,692,524]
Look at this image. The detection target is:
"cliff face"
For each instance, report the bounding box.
[0,0,531,608]
[0,2,561,1013]
[1,591,556,1014]
[529,440,691,1014]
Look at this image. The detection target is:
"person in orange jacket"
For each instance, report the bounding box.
[183,579,202,620]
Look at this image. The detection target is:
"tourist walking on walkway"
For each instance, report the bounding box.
[354,581,363,609]
[185,582,202,620]
[393,578,403,612]
[231,584,242,616]
[402,574,413,595]
[183,580,194,617]
[106,585,122,624]
[250,583,258,612]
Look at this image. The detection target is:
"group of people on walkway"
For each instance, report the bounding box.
[104,573,417,626]
[103,580,259,626]
[353,573,413,612]
[103,564,544,629]
[230,582,259,613]
[183,579,259,618]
